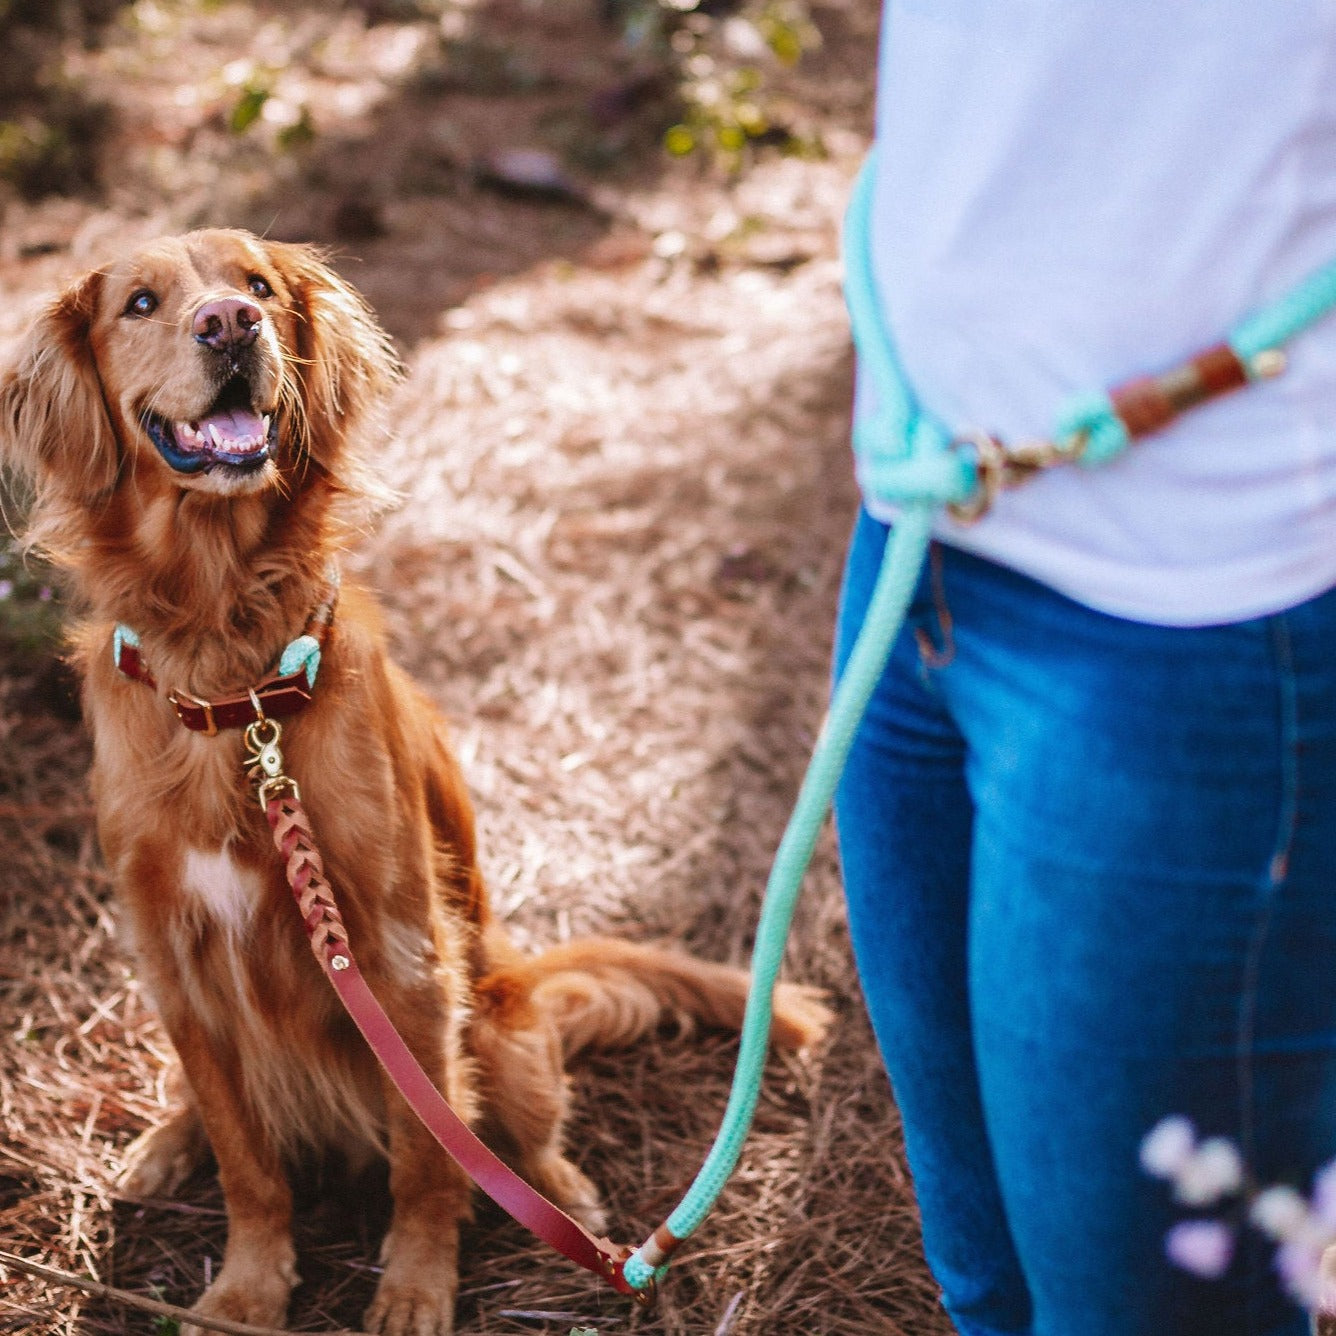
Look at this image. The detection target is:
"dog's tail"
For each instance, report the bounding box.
[478,934,832,1060]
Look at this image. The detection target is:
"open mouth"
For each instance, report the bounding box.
[143,376,278,475]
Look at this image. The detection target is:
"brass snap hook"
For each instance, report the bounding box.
[1007,425,1091,476]
[243,715,292,808]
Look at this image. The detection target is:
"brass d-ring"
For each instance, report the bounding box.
[946,429,1007,525]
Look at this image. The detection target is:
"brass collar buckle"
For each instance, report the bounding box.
[167,689,218,737]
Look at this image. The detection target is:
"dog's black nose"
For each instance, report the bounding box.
[193,297,262,352]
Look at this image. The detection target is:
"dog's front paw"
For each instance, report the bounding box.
[182,1273,293,1335]
[181,1247,298,1336]
[365,1271,457,1336]
[118,1106,209,1198]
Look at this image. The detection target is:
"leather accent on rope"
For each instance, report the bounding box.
[1107,342,1251,439]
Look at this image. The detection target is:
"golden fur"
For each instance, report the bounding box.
[0,231,830,1336]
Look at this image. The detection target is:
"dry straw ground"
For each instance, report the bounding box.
[0,1,951,1332]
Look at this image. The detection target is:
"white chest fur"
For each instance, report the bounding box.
[182,846,261,937]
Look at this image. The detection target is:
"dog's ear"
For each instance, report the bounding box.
[0,269,120,512]
[264,242,402,471]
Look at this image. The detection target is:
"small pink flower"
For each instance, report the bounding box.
[1312,1161,1336,1229]
[1175,1138,1244,1206]
[1141,1117,1197,1180]
[1277,1239,1327,1309]
[1166,1220,1234,1278]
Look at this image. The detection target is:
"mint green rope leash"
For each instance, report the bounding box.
[843,153,973,506]
[1230,256,1336,361]
[622,149,1336,1298]
[623,156,958,1295]
[622,506,934,1292]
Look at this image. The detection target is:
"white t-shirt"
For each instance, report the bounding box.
[859,0,1336,626]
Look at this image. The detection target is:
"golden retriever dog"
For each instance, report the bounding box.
[0,231,829,1335]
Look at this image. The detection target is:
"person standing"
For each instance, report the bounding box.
[833,5,1336,1334]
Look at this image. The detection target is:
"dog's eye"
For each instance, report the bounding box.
[123,289,158,318]
[247,275,274,299]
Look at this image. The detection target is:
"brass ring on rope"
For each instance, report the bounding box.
[946,429,1008,524]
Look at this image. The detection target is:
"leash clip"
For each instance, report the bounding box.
[1004,428,1089,476]
[243,717,299,809]
[947,427,1090,525]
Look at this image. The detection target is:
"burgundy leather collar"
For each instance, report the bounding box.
[114,579,338,736]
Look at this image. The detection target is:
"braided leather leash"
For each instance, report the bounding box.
[246,720,650,1304]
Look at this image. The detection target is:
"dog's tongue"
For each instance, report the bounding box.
[178,408,268,456]
[204,407,267,454]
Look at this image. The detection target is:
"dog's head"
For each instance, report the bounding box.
[1,229,400,556]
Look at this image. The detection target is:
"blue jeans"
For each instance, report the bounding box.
[832,508,1336,1336]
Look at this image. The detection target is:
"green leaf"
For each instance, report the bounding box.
[276,105,315,152]
[229,85,270,135]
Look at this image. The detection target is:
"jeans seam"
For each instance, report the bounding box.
[1265,613,1301,890]
[1235,613,1300,1326]
[914,540,958,670]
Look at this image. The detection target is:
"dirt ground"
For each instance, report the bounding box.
[0,2,954,1332]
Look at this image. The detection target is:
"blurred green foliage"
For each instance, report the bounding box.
[0,0,119,199]
[617,0,821,168]
[0,0,819,198]
[221,70,316,153]
[0,7,116,655]
[0,489,62,658]
[228,82,271,134]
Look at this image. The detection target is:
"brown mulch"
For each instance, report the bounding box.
[0,2,951,1333]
